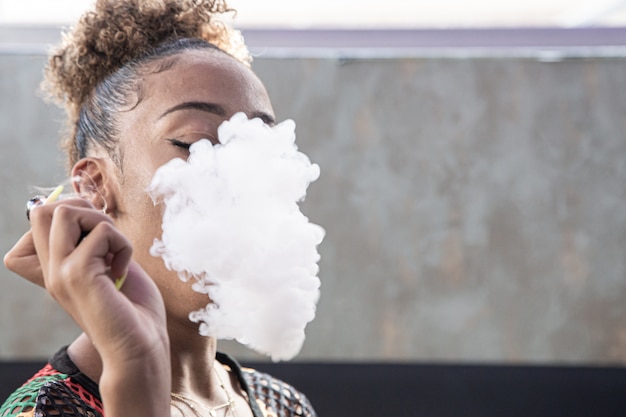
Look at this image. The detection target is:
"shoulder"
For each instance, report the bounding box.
[216,352,318,417]
[241,367,317,417]
[0,364,103,417]
[1,364,66,417]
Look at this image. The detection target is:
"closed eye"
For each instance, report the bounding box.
[167,139,191,150]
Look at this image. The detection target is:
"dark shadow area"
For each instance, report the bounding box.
[2,360,625,416]
[246,361,626,417]
[1,361,47,401]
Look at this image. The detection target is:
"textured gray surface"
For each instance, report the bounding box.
[0,55,81,358]
[1,54,625,363]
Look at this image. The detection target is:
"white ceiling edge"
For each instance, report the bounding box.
[1,0,626,27]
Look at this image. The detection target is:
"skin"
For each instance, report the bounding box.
[4,48,275,417]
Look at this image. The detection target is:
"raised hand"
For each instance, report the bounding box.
[13,198,171,417]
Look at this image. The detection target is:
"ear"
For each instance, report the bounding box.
[71,157,119,216]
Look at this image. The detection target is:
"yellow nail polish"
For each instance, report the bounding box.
[114,273,127,291]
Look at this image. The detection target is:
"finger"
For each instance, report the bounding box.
[46,221,132,329]
[25,185,64,221]
[75,260,167,364]
[76,221,133,283]
[29,198,96,281]
[44,208,120,302]
[3,231,44,287]
[46,204,114,261]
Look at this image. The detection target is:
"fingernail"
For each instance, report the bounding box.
[114,273,127,291]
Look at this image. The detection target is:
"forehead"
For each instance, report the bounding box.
[137,49,272,118]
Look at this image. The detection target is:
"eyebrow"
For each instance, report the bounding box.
[159,101,226,119]
[159,101,276,125]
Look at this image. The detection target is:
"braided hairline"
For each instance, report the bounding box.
[74,39,228,169]
[41,0,251,170]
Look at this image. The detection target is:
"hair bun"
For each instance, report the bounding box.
[43,0,250,112]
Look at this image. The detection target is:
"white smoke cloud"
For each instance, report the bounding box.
[148,113,324,361]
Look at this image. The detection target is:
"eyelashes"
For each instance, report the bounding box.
[167,137,220,151]
[167,138,192,150]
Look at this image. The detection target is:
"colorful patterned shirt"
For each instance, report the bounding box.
[0,347,316,417]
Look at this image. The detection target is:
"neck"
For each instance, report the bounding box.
[66,318,220,399]
[167,316,219,398]
[67,333,103,381]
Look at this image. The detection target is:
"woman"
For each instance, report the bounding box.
[1,1,316,416]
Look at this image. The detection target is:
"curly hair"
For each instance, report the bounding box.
[42,0,252,169]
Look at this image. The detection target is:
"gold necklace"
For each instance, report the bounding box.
[170,367,236,417]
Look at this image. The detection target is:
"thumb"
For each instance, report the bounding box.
[4,231,45,288]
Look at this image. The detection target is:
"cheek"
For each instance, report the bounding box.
[115,151,165,249]
[120,168,155,218]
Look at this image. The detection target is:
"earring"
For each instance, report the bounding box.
[76,170,109,215]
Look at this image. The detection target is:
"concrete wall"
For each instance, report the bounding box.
[1,53,625,364]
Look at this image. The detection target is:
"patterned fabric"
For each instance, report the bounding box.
[0,349,316,417]
[242,369,316,417]
[30,381,102,417]
[0,363,104,417]
[0,365,68,417]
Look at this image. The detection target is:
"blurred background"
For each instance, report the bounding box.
[2,0,626,27]
[1,0,626,369]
